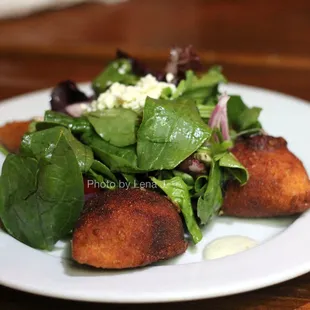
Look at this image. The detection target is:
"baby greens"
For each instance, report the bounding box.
[92,59,139,96]
[137,97,211,170]
[0,132,84,250]
[151,176,202,244]
[173,66,227,105]
[43,111,92,134]
[81,131,142,173]
[216,152,248,185]
[21,126,94,173]
[197,161,223,224]
[0,49,264,250]
[195,139,249,224]
[91,160,118,183]
[227,95,262,132]
[87,109,139,147]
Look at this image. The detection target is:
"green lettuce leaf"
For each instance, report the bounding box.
[81,131,144,173]
[151,176,202,244]
[197,161,223,224]
[137,97,211,170]
[227,95,262,132]
[87,109,139,147]
[0,134,84,250]
[91,160,118,183]
[215,152,249,185]
[173,67,227,104]
[92,59,139,95]
[21,126,93,173]
[42,111,92,134]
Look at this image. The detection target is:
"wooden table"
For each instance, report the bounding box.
[1,1,310,309]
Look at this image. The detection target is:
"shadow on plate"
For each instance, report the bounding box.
[60,240,182,277]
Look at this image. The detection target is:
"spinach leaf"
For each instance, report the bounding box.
[81,131,144,173]
[0,135,84,250]
[91,160,118,183]
[137,97,211,170]
[209,138,249,185]
[194,175,209,197]
[173,67,227,104]
[227,95,262,131]
[87,109,139,147]
[151,176,202,244]
[21,126,93,173]
[239,108,262,131]
[172,170,194,187]
[197,161,223,224]
[43,111,92,134]
[92,59,139,96]
[217,152,249,185]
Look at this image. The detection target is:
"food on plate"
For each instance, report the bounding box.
[0,45,309,269]
[222,135,310,217]
[72,188,187,268]
[90,74,176,113]
[0,121,31,153]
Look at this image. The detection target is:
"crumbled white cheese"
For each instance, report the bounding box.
[89,74,176,113]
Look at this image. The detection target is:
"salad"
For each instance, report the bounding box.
[0,46,266,252]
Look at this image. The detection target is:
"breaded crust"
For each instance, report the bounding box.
[72,188,187,269]
[222,135,310,217]
[0,121,31,153]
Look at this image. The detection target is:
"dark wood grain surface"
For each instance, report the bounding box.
[1,1,310,309]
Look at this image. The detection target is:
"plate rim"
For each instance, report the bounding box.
[0,83,310,303]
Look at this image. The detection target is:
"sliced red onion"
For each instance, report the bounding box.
[208,94,231,141]
[178,156,206,175]
[65,102,88,118]
[188,159,206,174]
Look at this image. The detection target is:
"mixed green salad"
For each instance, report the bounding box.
[0,46,263,250]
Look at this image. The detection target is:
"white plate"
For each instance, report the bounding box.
[0,83,310,303]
